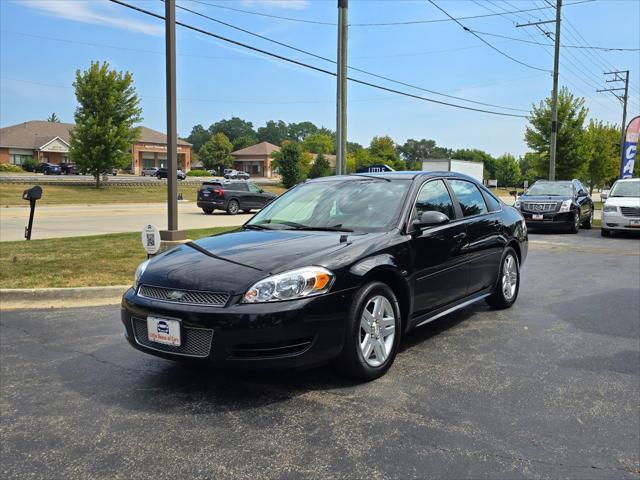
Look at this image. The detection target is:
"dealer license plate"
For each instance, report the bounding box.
[532,214,544,220]
[630,219,640,228]
[147,316,181,346]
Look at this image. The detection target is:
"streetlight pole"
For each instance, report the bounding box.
[161,0,185,241]
[336,0,348,175]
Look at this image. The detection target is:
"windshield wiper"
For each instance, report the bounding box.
[243,224,271,230]
[285,224,354,232]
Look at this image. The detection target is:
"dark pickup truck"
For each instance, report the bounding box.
[197,180,276,215]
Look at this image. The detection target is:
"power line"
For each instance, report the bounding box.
[183,0,593,27]
[425,0,552,73]
[173,0,531,112]
[469,30,639,52]
[108,0,529,118]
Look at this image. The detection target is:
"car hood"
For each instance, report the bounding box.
[139,229,381,294]
[604,197,640,208]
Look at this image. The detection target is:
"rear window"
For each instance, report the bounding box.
[449,180,488,217]
[226,183,248,191]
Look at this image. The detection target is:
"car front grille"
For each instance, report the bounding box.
[137,285,229,307]
[522,202,558,213]
[131,317,213,358]
[620,206,640,217]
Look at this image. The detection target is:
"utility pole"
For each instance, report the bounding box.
[517,0,561,180]
[598,70,629,177]
[336,0,348,176]
[161,0,185,242]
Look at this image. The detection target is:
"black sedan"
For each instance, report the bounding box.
[156,168,186,180]
[35,162,62,175]
[515,179,594,233]
[122,172,527,380]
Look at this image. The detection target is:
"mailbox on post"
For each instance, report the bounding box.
[23,185,42,240]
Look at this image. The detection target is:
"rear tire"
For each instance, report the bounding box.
[601,228,611,237]
[226,199,239,215]
[335,281,401,381]
[202,208,214,215]
[486,247,520,309]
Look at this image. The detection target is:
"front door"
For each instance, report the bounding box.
[410,179,469,317]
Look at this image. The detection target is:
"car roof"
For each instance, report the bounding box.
[308,171,479,182]
[614,178,639,182]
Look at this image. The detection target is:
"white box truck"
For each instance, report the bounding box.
[421,159,484,182]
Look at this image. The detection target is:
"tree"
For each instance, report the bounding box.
[525,86,588,180]
[582,120,619,193]
[309,153,332,178]
[398,139,436,169]
[495,153,521,187]
[287,121,318,141]
[257,120,288,145]
[519,152,543,185]
[272,141,305,188]
[186,124,211,153]
[302,133,333,154]
[369,135,404,170]
[198,132,233,172]
[232,134,258,151]
[346,141,362,154]
[47,113,61,123]
[69,61,142,188]
[209,117,255,144]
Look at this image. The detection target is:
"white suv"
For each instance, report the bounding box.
[601,178,640,236]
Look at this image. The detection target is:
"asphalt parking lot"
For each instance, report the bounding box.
[1,230,639,479]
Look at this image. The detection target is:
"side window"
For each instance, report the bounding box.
[415,180,455,219]
[481,188,502,212]
[449,180,488,217]
[248,183,260,193]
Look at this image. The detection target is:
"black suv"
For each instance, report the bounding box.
[515,179,593,233]
[156,168,186,180]
[59,163,79,175]
[197,180,276,215]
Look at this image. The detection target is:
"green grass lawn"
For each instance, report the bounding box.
[0,226,235,289]
[0,183,286,206]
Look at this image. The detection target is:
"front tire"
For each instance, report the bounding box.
[486,247,520,309]
[568,211,580,234]
[226,199,239,215]
[335,281,401,381]
[582,208,593,229]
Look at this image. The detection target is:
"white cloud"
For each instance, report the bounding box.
[19,0,164,36]
[240,0,310,10]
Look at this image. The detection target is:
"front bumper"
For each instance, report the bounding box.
[121,287,356,369]
[520,210,574,228]
[601,211,640,231]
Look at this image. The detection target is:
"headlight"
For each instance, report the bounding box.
[242,266,335,303]
[133,259,150,290]
[513,200,521,209]
[558,199,573,212]
[603,204,618,213]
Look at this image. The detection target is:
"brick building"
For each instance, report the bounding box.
[0,120,191,174]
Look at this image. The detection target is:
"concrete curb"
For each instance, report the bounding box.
[0,285,130,310]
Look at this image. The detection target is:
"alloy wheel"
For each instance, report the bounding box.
[359,295,396,367]
[502,255,518,300]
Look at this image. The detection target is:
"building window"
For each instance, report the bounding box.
[9,154,33,165]
[143,158,155,169]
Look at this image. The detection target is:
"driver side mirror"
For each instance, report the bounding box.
[413,211,450,231]
[577,190,588,197]
[600,192,608,200]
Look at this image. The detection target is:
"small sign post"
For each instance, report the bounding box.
[22,186,42,241]
[141,224,161,258]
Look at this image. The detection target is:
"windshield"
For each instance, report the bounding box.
[247,178,410,232]
[610,181,640,198]
[526,183,573,196]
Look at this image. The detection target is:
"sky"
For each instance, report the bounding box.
[1,0,639,157]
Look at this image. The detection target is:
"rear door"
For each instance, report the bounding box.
[410,179,469,316]
[447,179,502,295]
[247,182,265,208]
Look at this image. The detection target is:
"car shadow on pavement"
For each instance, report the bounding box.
[55,306,482,415]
